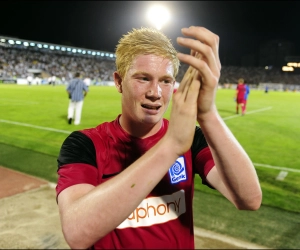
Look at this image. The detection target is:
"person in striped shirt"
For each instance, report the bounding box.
[66,72,89,125]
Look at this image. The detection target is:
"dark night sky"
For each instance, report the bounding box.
[1,1,300,66]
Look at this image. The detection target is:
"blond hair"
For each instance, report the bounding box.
[238,78,244,83]
[115,27,180,79]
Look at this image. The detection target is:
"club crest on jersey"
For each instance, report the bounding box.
[169,156,187,184]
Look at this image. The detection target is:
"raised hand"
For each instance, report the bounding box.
[166,61,200,156]
[176,26,221,121]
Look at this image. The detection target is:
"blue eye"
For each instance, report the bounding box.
[162,79,172,84]
[139,77,149,82]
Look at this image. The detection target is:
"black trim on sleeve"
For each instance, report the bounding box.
[191,126,209,160]
[57,131,97,170]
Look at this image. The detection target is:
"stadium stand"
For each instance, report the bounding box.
[1,36,300,91]
[0,36,116,85]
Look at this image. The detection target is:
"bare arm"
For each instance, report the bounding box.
[58,140,180,248]
[200,113,262,210]
[176,26,262,210]
[57,65,201,248]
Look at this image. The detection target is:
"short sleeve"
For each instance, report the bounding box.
[191,126,215,188]
[57,131,97,168]
[56,131,98,197]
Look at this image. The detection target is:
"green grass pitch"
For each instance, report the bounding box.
[0,84,299,248]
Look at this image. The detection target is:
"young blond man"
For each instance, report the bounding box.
[56,26,262,249]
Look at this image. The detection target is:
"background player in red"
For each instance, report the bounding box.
[56,26,262,249]
[235,78,246,115]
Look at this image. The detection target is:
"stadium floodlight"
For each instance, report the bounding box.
[8,40,15,44]
[61,47,66,51]
[55,46,60,50]
[16,41,21,44]
[24,42,29,46]
[37,44,42,48]
[50,45,55,50]
[78,49,82,53]
[92,52,96,55]
[87,51,91,54]
[147,4,170,30]
[0,39,5,42]
[72,49,77,53]
[30,42,35,46]
[82,50,86,54]
[282,66,294,72]
[43,44,48,48]
[287,62,300,68]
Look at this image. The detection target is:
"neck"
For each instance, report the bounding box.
[118,115,163,139]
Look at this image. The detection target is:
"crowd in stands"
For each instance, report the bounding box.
[1,45,300,87]
[0,46,115,84]
[177,64,300,87]
[218,66,300,86]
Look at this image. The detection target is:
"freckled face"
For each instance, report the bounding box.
[118,54,175,128]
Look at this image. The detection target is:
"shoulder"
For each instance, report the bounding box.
[80,121,116,144]
[61,131,95,151]
[58,131,97,168]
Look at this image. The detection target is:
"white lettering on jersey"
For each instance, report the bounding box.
[117,189,186,229]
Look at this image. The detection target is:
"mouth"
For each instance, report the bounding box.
[141,104,161,110]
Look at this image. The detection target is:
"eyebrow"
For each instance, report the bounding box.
[132,71,175,80]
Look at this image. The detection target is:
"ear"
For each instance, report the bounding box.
[114,71,123,93]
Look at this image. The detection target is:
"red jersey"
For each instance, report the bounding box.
[56,115,215,249]
[236,84,246,103]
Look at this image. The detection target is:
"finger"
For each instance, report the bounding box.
[179,52,201,84]
[182,66,200,102]
[180,26,221,70]
[176,62,194,93]
[190,49,197,57]
[185,77,200,105]
[180,68,194,100]
[177,37,220,77]
[190,59,201,88]
[181,26,221,68]
[178,53,217,88]
[177,50,203,98]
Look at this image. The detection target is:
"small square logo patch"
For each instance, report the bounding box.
[169,156,187,184]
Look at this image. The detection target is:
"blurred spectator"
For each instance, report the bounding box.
[83,77,91,87]
[26,74,33,85]
[66,72,89,125]
[265,85,269,93]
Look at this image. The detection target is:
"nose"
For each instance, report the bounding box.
[146,81,162,99]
